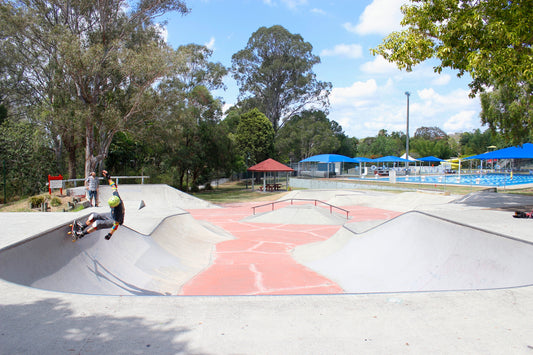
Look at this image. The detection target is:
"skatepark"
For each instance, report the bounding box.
[2,183,533,353]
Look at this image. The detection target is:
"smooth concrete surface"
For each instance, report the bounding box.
[295,211,533,292]
[2,185,533,353]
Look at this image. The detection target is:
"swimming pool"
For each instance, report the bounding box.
[374,173,533,187]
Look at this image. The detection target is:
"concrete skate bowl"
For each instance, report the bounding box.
[293,211,533,293]
[0,213,232,295]
[242,204,349,225]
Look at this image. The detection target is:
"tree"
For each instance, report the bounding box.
[0,118,55,199]
[372,1,532,143]
[459,128,497,155]
[357,130,405,158]
[414,126,447,141]
[480,83,533,145]
[276,110,344,162]
[1,0,190,177]
[235,109,275,166]
[231,25,331,131]
[372,0,532,96]
[410,137,453,159]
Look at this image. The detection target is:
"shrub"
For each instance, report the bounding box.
[29,195,45,208]
[50,196,62,207]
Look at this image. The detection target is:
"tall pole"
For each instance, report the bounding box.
[405,91,410,171]
[3,160,6,204]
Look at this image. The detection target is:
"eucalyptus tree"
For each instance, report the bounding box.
[1,0,190,177]
[231,25,331,132]
[148,44,228,189]
[372,0,532,143]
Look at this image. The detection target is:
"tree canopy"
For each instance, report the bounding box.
[372,0,532,96]
[231,25,331,131]
[235,108,275,166]
[0,0,190,177]
[372,0,532,144]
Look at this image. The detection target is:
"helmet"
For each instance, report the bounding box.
[108,195,121,208]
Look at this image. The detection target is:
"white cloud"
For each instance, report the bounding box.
[321,44,363,59]
[345,0,405,36]
[330,79,378,106]
[281,0,308,9]
[327,79,481,138]
[431,74,451,86]
[360,55,399,74]
[205,37,215,50]
[443,111,477,132]
[310,8,326,15]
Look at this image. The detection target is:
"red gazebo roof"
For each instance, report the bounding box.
[247,158,294,172]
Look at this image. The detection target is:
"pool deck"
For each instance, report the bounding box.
[2,186,533,354]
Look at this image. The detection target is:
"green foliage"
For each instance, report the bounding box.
[0,118,55,200]
[231,25,331,131]
[0,0,191,177]
[50,196,62,207]
[414,126,448,140]
[480,83,533,145]
[236,109,275,166]
[29,195,45,209]
[410,137,454,159]
[459,128,499,156]
[276,110,354,162]
[373,0,532,96]
[372,0,532,143]
[357,130,405,158]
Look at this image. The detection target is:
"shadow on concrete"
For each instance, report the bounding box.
[0,297,204,354]
[452,190,533,210]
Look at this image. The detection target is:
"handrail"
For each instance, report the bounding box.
[251,198,350,219]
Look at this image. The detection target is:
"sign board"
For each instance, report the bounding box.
[48,174,63,195]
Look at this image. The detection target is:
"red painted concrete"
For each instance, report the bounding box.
[181,202,400,295]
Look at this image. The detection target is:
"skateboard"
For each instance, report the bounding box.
[68,220,84,242]
[513,211,532,218]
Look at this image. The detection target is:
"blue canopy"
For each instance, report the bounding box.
[300,154,357,163]
[464,143,533,160]
[353,157,374,163]
[418,156,444,162]
[373,156,411,163]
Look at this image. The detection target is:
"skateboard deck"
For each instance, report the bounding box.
[513,211,531,218]
[68,220,83,242]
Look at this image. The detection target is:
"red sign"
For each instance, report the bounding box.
[48,174,63,195]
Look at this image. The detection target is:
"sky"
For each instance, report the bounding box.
[160,0,483,139]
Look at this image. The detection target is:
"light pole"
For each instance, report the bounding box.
[405,91,410,171]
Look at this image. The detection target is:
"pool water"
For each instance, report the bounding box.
[383,173,533,187]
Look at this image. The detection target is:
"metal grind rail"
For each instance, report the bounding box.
[251,199,350,219]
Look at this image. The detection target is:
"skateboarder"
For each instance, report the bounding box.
[76,170,125,240]
[85,171,99,207]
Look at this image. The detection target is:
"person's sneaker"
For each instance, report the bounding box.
[105,234,112,240]
[76,230,85,239]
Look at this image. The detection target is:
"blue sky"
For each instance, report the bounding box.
[161,0,482,139]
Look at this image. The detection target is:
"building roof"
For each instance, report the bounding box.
[247,158,294,172]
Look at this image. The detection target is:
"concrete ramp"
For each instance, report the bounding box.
[99,184,218,210]
[242,204,349,225]
[0,214,231,295]
[294,211,533,293]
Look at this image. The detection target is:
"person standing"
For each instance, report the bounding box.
[85,171,99,207]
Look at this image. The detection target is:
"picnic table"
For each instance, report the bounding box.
[260,183,283,192]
